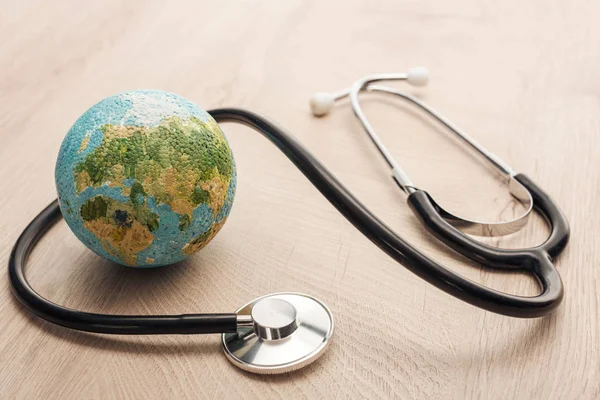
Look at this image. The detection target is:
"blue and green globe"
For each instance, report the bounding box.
[55,90,236,267]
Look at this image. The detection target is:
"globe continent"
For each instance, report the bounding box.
[55,90,236,267]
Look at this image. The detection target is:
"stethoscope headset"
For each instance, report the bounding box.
[9,68,570,374]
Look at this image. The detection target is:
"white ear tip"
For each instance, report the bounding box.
[310,93,335,117]
[407,67,429,87]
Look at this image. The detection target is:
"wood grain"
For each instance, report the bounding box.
[0,1,598,398]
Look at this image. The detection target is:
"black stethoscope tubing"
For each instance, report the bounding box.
[9,108,570,337]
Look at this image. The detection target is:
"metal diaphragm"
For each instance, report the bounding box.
[222,292,334,374]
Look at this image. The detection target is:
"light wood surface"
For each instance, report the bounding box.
[1,1,599,399]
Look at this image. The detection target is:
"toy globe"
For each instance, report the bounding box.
[55,90,236,267]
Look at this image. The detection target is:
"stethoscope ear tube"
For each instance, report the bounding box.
[316,71,537,238]
[309,70,570,317]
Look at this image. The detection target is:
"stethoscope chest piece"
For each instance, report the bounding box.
[222,292,334,374]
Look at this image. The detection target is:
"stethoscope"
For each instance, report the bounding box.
[9,68,570,375]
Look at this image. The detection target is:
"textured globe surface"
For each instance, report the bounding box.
[55,90,236,267]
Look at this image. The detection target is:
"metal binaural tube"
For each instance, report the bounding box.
[310,71,533,236]
[330,74,515,185]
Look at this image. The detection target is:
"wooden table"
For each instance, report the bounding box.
[1,1,598,398]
